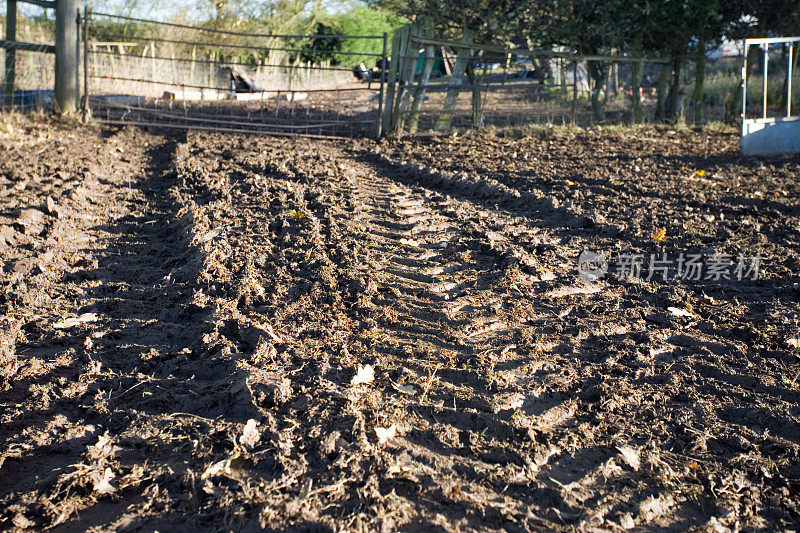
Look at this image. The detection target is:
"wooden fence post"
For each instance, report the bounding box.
[83,6,90,118]
[391,23,419,136]
[465,62,485,128]
[381,27,402,135]
[4,0,17,106]
[377,32,388,138]
[55,0,80,113]
[436,28,474,132]
[407,18,435,134]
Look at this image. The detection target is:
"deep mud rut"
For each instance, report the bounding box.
[1,114,799,532]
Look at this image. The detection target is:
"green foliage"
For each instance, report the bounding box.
[306,7,408,67]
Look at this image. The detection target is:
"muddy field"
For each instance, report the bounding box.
[1,113,799,532]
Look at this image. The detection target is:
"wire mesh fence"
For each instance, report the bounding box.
[2,0,56,109]
[393,55,673,132]
[381,23,767,137]
[384,28,675,137]
[85,12,387,138]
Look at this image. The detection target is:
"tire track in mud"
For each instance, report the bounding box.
[358,143,800,530]
[4,120,799,530]
[277,143,605,528]
[130,133,781,531]
[172,135,593,529]
[326,145,740,530]
[334,156,509,351]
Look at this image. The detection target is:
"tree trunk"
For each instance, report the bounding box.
[694,37,706,124]
[654,61,671,122]
[631,37,644,123]
[588,59,606,123]
[726,44,761,123]
[725,79,743,124]
[665,56,685,124]
[465,62,485,128]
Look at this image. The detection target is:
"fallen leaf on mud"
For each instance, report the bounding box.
[638,494,675,523]
[351,365,375,386]
[240,419,261,448]
[12,513,33,529]
[619,513,635,529]
[617,445,641,471]
[263,323,284,343]
[375,424,397,445]
[88,432,121,460]
[298,478,313,499]
[391,381,417,395]
[93,467,117,495]
[667,306,696,318]
[54,312,98,329]
[202,480,224,497]
[199,226,223,243]
[650,228,667,242]
[201,453,242,480]
[45,196,59,217]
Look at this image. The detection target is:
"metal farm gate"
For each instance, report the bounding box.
[740,37,800,155]
[84,12,388,138]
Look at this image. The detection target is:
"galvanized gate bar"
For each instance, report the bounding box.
[741,36,800,155]
[788,44,794,117]
[763,45,768,120]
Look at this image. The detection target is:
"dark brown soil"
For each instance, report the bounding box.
[1,114,799,532]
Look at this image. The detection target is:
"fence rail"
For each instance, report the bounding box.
[381,21,679,137]
[5,7,779,143]
[83,11,388,138]
[3,0,58,107]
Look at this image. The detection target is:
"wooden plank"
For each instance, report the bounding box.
[381,28,402,135]
[435,28,474,132]
[410,34,669,64]
[377,32,387,138]
[386,24,410,135]
[18,0,55,8]
[392,22,419,136]
[0,39,55,53]
[407,19,435,134]
[4,0,17,106]
[465,62,485,128]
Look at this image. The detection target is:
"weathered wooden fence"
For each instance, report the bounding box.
[381,21,669,138]
[2,0,80,112]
